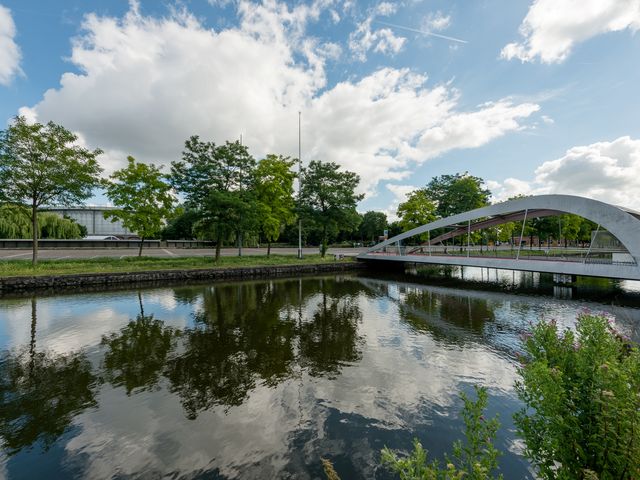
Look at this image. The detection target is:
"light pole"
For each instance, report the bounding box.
[298,111,303,259]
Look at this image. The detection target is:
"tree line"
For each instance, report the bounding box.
[0,117,363,264]
[0,116,601,267]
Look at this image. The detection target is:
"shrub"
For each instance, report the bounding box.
[515,313,640,479]
[380,386,503,480]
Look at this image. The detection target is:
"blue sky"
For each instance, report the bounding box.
[1,0,640,215]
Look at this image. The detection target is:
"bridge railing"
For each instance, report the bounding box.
[367,245,636,266]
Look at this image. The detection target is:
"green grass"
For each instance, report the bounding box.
[0,254,353,278]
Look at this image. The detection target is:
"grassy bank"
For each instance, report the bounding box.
[0,254,353,278]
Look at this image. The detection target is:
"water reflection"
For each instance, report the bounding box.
[101,293,178,395]
[0,299,99,455]
[1,273,639,478]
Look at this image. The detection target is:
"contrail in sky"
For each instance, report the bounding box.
[375,20,468,44]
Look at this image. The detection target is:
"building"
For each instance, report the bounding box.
[45,207,137,238]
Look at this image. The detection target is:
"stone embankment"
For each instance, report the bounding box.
[0,261,368,294]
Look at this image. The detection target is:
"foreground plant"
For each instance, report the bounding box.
[515,313,640,479]
[380,386,502,480]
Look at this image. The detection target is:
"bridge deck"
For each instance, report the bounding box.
[358,252,640,281]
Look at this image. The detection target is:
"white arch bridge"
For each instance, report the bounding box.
[357,195,640,281]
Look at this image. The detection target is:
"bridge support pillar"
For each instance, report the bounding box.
[553,273,577,284]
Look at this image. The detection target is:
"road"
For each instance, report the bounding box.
[0,247,369,260]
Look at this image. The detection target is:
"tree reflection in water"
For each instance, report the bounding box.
[0,277,366,457]
[165,278,364,418]
[101,292,178,395]
[0,298,99,455]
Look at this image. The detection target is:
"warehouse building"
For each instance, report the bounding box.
[45,207,136,238]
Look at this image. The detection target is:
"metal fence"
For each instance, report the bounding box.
[0,239,214,249]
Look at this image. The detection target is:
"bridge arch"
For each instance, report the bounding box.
[360,195,640,279]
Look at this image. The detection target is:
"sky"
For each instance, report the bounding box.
[0,0,639,218]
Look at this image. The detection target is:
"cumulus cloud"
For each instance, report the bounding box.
[501,0,640,63]
[384,184,417,220]
[413,100,540,160]
[375,2,398,16]
[0,4,22,85]
[489,136,640,209]
[22,1,538,195]
[348,17,406,60]
[422,11,451,32]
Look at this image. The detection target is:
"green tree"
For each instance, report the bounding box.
[516,314,640,479]
[387,220,403,238]
[578,218,598,247]
[359,210,388,243]
[160,207,200,240]
[0,116,102,265]
[529,217,556,247]
[104,156,174,256]
[495,222,516,244]
[170,137,257,260]
[255,154,296,256]
[63,214,88,238]
[559,214,582,247]
[299,160,363,257]
[195,188,259,258]
[0,205,83,239]
[425,173,491,219]
[397,189,437,241]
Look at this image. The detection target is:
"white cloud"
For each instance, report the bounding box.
[489,136,640,209]
[487,178,533,203]
[375,2,398,16]
[385,184,417,220]
[501,0,640,63]
[348,17,406,61]
[22,1,539,196]
[207,0,235,6]
[0,4,22,85]
[413,100,540,160]
[422,11,451,32]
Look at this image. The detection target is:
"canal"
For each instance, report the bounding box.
[1,268,639,479]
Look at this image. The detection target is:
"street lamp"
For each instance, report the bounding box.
[298,111,303,259]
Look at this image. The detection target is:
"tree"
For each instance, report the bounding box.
[299,160,363,257]
[64,214,88,238]
[496,222,516,243]
[559,214,582,247]
[160,207,200,240]
[0,205,83,239]
[530,217,556,247]
[578,217,597,247]
[104,156,174,256]
[387,220,403,238]
[255,154,296,256]
[194,189,259,258]
[397,189,437,241]
[425,173,491,219]
[359,211,387,243]
[170,137,257,260]
[0,116,102,265]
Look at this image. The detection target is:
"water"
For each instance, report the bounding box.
[1,269,640,479]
